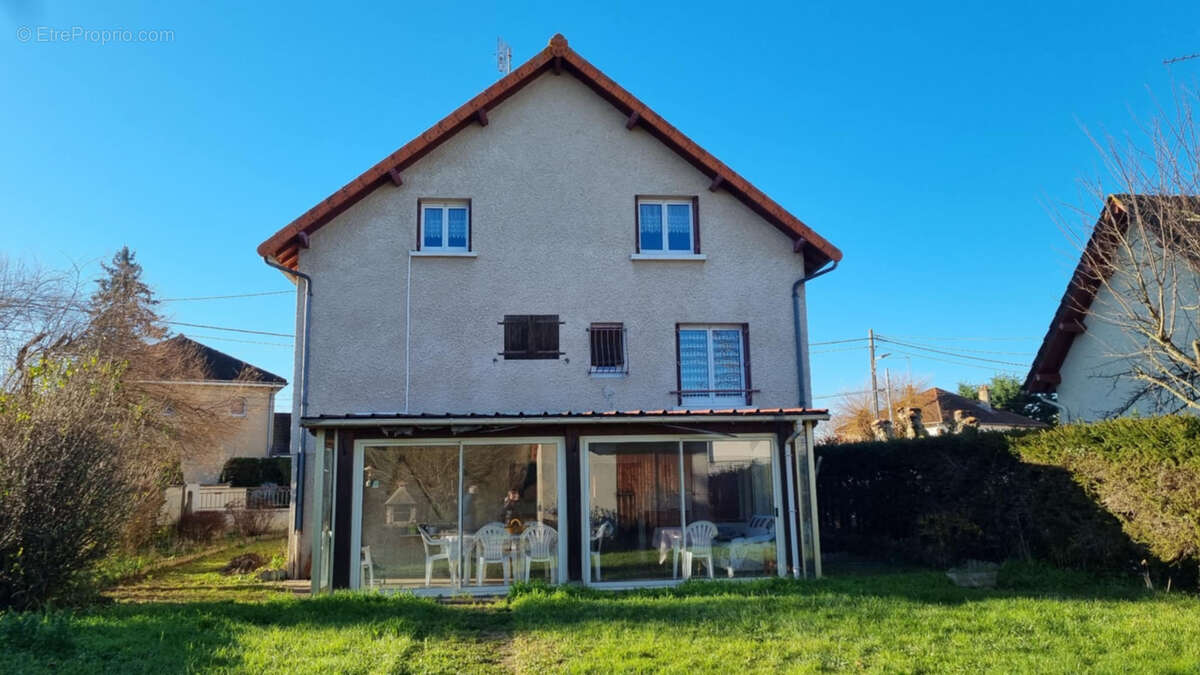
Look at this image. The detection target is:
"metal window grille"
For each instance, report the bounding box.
[588,323,627,374]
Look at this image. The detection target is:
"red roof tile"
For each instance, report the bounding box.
[257,34,841,271]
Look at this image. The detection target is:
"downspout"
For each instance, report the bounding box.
[1034,393,1070,424]
[786,258,837,578]
[263,256,313,532]
[792,259,838,407]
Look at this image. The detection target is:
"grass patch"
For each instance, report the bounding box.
[2,560,1198,673]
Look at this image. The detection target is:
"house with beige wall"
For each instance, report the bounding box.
[258,35,841,594]
[154,336,287,484]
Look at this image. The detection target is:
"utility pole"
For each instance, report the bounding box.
[884,368,895,427]
[868,329,880,419]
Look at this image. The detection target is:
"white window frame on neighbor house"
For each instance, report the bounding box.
[579,433,786,589]
[635,197,699,257]
[349,436,568,594]
[418,200,471,253]
[676,324,749,408]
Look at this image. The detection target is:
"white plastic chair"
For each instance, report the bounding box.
[590,520,612,581]
[519,523,558,583]
[360,546,376,588]
[473,522,513,586]
[417,524,457,586]
[682,520,718,580]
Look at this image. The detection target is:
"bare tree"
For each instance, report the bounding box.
[0,256,85,385]
[826,374,930,443]
[1066,88,1200,415]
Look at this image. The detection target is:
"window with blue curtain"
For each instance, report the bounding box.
[637,199,693,253]
[639,203,663,251]
[677,325,747,405]
[420,201,470,251]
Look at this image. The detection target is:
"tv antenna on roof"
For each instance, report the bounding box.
[497,37,512,75]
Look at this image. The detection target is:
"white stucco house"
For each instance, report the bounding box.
[257,34,842,593]
[1025,195,1200,422]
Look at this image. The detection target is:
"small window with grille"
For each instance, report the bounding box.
[588,323,627,375]
[500,315,562,360]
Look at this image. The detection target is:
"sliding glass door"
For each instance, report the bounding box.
[584,436,781,584]
[352,439,563,592]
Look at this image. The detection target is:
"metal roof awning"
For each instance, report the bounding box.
[301,407,830,428]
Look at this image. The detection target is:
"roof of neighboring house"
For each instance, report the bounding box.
[1024,194,1200,393]
[154,335,288,385]
[256,33,842,272]
[302,407,828,427]
[913,388,1048,429]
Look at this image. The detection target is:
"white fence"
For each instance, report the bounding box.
[192,484,290,511]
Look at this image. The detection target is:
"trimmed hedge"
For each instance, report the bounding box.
[818,416,1200,587]
[218,457,290,487]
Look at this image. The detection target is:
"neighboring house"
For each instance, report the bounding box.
[1025,195,1200,422]
[258,35,842,594]
[152,335,288,485]
[911,387,1048,435]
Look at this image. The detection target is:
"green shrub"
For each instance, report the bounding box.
[219,457,291,487]
[1014,416,1200,575]
[817,431,1141,571]
[819,417,1200,588]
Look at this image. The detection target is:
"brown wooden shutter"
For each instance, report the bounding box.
[692,196,701,254]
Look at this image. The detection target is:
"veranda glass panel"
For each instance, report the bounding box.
[359,445,459,590]
[587,442,681,582]
[461,444,559,587]
[682,440,778,579]
[315,433,336,594]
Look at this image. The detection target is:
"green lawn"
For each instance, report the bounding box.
[2,546,1199,673]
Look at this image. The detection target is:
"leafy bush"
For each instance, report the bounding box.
[1014,416,1200,576]
[219,457,290,488]
[177,511,226,543]
[819,417,1200,588]
[817,431,1140,571]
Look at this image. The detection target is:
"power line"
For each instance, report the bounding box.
[164,321,294,338]
[185,333,293,348]
[160,290,293,302]
[885,348,1025,372]
[874,334,1040,342]
[809,337,868,346]
[876,337,1029,367]
[809,345,868,355]
[876,334,1033,357]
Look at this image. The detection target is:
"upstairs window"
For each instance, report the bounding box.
[588,323,627,375]
[637,198,697,254]
[230,397,247,417]
[420,200,470,252]
[500,315,562,360]
[675,324,752,407]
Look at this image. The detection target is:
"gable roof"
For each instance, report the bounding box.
[916,388,1048,429]
[256,34,842,272]
[153,335,288,385]
[1024,194,1200,393]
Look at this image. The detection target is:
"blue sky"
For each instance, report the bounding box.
[3,1,1199,410]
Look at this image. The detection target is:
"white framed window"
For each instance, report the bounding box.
[419,200,470,252]
[230,397,247,417]
[676,324,751,407]
[637,198,696,254]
